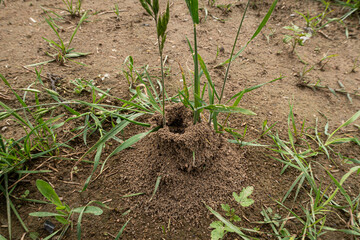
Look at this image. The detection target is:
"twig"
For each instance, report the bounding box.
[102,199,112,204]
[97,10,127,16]
[0,92,11,100]
[47,164,59,172]
[20,232,26,240]
[60,181,81,185]
[318,30,332,40]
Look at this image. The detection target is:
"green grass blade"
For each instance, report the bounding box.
[185,0,199,24]
[44,17,65,50]
[149,175,162,202]
[227,76,282,104]
[68,11,88,49]
[80,113,141,162]
[82,144,103,191]
[115,218,131,240]
[325,110,360,146]
[5,174,11,239]
[198,54,219,100]
[205,204,251,240]
[102,127,160,172]
[219,0,278,67]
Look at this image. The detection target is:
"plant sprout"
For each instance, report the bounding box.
[139,0,170,126]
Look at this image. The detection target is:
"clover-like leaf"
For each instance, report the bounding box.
[210,221,226,240]
[233,186,254,207]
[221,204,230,212]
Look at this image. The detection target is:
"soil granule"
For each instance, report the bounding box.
[116,104,247,225]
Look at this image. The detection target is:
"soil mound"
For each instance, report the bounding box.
[120,104,248,225]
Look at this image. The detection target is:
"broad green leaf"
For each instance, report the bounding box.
[221,204,230,212]
[73,206,103,215]
[233,186,254,207]
[29,212,66,217]
[185,0,199,24]
[36,179,63,207]
[210,221,226,240]
[55,215,69,225]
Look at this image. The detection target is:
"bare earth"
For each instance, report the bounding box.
[0,0,359,239]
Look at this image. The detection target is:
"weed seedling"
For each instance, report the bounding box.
[298,64,314,82]
[283,24,312,53]
[295,1,333,33]
[30,179,108,239]
[216,4,233,14]
[183,0,279,128]
[208,0,216,7]
[207,186,256,240]
[62,0,83,17]
[71,78,93,94]
[350,56,360,73]
[331,0,360,22]
[29,11,90,66]
[114,3,121,20]
[319,52,337,71]
[264,27,276,44]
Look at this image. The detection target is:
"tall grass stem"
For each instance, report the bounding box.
[219,0,250,104]
[193,24,200,124]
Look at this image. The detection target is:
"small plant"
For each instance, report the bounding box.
[298,64,314,82]
[264,27,276,44]
[260,207,292,239]
[62,0,83,17]
[216,4,233,14]
[29,179,107,239]
[183,0,279,128]
[139,0,170,126]
[207,186,255,240]
[264,106,360,239]
[114,3,121,19]
[31,11,90,66]
[350,56,360,73]
[332,0,360,22]
[295,1,333,33]
[318,52,337,71]
[208,0,216,7]
[122,56,137,88]
[283,24,312,53]
[71,78,94,94]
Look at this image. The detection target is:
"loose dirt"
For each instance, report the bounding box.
[0,0,359,239]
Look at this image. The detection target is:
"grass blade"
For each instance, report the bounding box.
[205,204,250,240]
[149,175,162,202]
[219,0,278,67]
[325,110,360,146]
